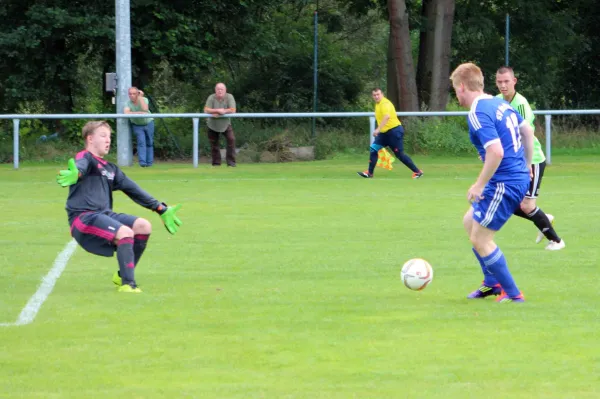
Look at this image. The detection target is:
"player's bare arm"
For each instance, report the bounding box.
[374,114,390,136]
[519,122,534,166]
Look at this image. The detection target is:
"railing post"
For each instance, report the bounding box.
[369,116,376,146]
[545,114,552,165]
[13,119,20,169]
[192,118,199,168]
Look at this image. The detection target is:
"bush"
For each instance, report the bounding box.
[236,143,260,163]
[404,116,473,155]
[259,151,278,163]
[314,128,366,160]
[261,134,295,162]
[1,136,83,164]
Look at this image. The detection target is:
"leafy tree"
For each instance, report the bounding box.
[233,5,364,113]
[2,0,600,121]
[553,0,600,108]
[451,0,584,109]
[345,0,456,111]
[0,0,114,113]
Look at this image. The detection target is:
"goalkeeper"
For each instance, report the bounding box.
[56,121,182,293]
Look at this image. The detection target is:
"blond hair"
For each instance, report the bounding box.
[450,63,484,91]
[82,121,111,141]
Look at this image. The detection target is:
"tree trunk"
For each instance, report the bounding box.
[386,32,399,107]
[429,0,455,111]
[416,0,455,111]
[416,0,434,108]
[387,0,419,111]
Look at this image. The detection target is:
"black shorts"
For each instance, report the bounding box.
[70,211,138,257]
[526,161,546,199]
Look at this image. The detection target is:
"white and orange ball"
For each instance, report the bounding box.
[400,258,433,291]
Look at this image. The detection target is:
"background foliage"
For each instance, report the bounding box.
[0,0,598,162]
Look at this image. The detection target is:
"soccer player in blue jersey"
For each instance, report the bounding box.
[450,63,535,303]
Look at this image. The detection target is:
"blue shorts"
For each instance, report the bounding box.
[370,125,405,152]
[70,211,138,257]
[472,181,528,231]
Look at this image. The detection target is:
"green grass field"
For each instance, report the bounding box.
[1,155,599,398]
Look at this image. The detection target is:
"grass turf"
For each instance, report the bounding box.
[0,155,598,398]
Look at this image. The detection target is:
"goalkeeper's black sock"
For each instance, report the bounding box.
[133,234,150,266]
[116,237,136,286]
[528,207,561,243]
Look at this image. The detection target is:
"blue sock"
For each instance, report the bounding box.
[472,248,499,287]
[482,247,520,297]
[368,149,378,175]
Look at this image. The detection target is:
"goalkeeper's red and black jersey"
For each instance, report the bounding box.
[65,150,161,224]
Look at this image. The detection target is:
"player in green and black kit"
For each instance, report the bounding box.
[495,66,565,250]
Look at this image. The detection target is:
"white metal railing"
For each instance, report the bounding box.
[2,110,600,169]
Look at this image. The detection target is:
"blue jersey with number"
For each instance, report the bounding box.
[468,95,529,183]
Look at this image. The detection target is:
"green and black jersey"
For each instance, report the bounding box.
[497,92,545,164]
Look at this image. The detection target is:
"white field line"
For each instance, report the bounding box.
[0,240,77,327]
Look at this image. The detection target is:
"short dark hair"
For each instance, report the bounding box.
[496,66,515,75]
[372,88,383,93]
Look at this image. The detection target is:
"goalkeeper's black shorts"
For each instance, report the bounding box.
[70,211,138,257]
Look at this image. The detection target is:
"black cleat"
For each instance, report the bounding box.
[357,171,373,178]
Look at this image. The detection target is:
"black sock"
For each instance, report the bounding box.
[116,238,136,286]
[513,207,529,219]
[528,207,561,243]
[368,150,378,175]
[134,234,150,266]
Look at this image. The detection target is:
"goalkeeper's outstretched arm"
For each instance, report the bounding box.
[113,169,183,235]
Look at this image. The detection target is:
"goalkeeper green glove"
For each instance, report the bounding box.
[56,158,80,187]
[156,203,183,235]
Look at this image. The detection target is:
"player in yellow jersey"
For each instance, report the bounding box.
[357,88,423,178]
[496,66,565,250]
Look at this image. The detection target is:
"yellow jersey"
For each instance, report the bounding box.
[375,97,401,132]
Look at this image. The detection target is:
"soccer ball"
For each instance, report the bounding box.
[400,258,433,291]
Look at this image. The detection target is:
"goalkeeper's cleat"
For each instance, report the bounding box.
[412,171,424,179]
[496,290,525,303]
[467,283,502,299]
[357,171,373,178]
[112,271,122,286]
[535,214,554,244]
[117,284,142,293]
[545,239,565,251]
